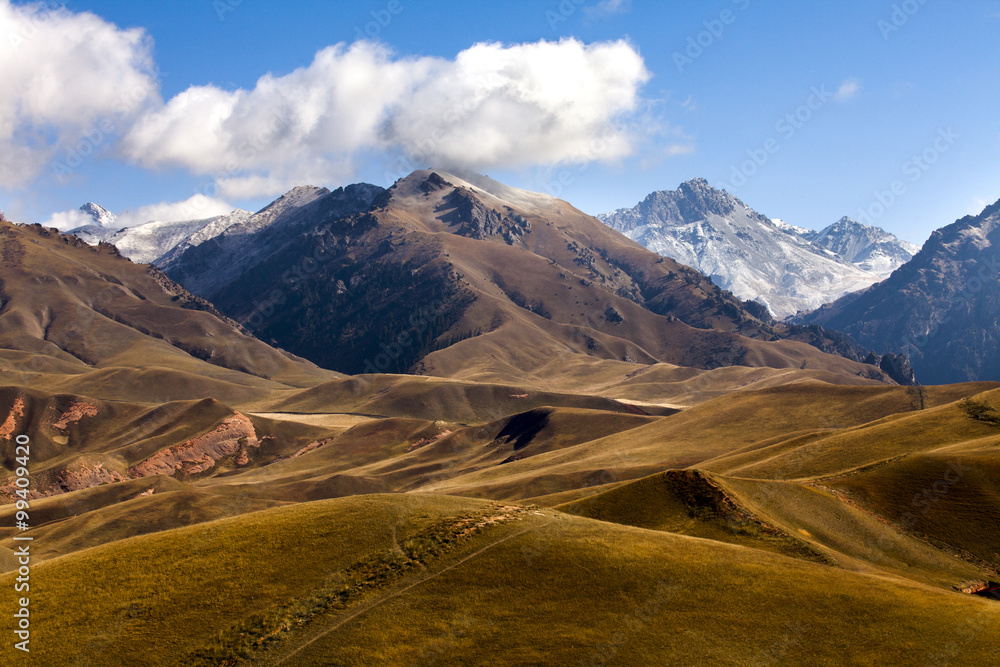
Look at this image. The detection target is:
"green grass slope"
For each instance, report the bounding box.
[6,494,997,666]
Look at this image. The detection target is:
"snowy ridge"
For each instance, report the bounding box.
[804,216,919,276]
[64,183,384,271]
[770,218,811,236]
[599,179,917,319]
[109,210,254,265]
[69,209,253,265]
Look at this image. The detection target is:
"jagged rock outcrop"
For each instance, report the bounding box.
[439,187,531,244]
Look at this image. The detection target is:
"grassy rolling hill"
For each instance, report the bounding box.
[1,377,998,665]
[4,494,997,666]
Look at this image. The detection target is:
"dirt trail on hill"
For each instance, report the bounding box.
[269,516,553,666]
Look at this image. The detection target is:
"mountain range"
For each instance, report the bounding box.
[69,179,921,327]
[160,169,903,387]
[599,179,919,319]
[2,172,999,664]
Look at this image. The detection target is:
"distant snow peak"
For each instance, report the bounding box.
[65,182,385,269]
[80,202,117,228]
[805,216,919,277]
[598,180,917,319]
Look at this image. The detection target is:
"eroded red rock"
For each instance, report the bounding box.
[51,401,100,430]
[127,411,260,477]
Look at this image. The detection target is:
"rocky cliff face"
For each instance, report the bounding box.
[439,188,531,243]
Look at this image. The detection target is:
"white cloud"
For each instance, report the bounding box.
[122,38,651,199]
[388,40,649,170]
[42,208,95,231]
[121,41,425,198]
[43,194,233,231]
[834,78,861,102]
[1,1,656,202]
[0,0,160,187]
[115,194,234,227]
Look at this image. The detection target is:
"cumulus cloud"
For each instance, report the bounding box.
[387,40,649,170]
[834,78,861,102]
[42,208,97,231]
[0,0,160,187]
[122,38,651,199]
[2,1,655,203]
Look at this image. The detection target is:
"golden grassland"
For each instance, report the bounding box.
[0,380,997,665]
[2,494,998,666]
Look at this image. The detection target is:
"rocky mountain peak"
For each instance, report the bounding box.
[600,180,879,318]
[261,185,331,212]
[80,202,117,228]
[636,178,742,224]
[806,216,919,275]
[420,171,452,193]
[928,200,1000,253]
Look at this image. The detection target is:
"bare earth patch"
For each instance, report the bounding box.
[250,412,381,429]
[128,411,260,477]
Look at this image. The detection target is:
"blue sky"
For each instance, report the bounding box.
[2,0,998,244]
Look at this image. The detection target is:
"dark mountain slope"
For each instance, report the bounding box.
[799,198,1000,384]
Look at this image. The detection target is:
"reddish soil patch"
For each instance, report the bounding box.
[0,396,25,440]
[127,411,260,477]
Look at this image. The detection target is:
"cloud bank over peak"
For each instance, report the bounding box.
[1,0,655,209]
[42,193,235,232]
[120,38,652,199]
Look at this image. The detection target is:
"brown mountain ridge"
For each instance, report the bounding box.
[165,169,895,389]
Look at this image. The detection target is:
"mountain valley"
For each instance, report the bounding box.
[1,173,997,666]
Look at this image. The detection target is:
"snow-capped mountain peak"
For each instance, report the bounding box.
[598,180,917,319]
[804,216,919,276]
[79,202,117,228]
